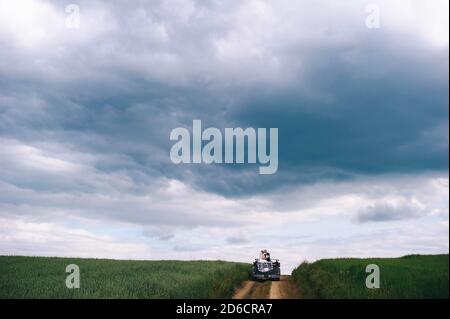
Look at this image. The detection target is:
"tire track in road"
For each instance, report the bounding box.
[232,281,255,299]
[233,276,300,299]
[269,275,301,299]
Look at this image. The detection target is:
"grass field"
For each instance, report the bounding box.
[0,256,251,299]
[292,254,449,299]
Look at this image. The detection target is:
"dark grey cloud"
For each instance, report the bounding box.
[0,0,447,266]
[0,1,448,207]
[1,1,447,199]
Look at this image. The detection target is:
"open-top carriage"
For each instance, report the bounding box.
[252,257,280,281]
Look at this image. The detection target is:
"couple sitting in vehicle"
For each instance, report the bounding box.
[259,249,271,261]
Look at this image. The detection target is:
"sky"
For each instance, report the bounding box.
[0,0,448,273]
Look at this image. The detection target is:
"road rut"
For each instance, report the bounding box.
[233,275,300,299]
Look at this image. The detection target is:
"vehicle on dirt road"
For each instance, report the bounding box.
[252,258,281,281]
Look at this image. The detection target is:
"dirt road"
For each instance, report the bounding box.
[233,275,301,299]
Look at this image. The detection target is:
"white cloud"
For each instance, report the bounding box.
[357,196,425,222]
[0,217,153,259]
[1,0,447,88]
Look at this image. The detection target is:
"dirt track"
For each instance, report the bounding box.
[233,275,301,299]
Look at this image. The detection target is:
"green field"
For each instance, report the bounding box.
[292,254,449,299]
[0,256,251,298]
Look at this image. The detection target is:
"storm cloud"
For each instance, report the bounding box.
[0,0,448,271]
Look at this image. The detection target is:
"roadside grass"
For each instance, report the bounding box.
[292,254,448,299]
[0,256,251,299]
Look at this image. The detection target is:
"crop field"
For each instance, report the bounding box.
[292,254,449,299]
[0,256,251,299]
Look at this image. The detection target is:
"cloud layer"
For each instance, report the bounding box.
[0,0,448,272]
